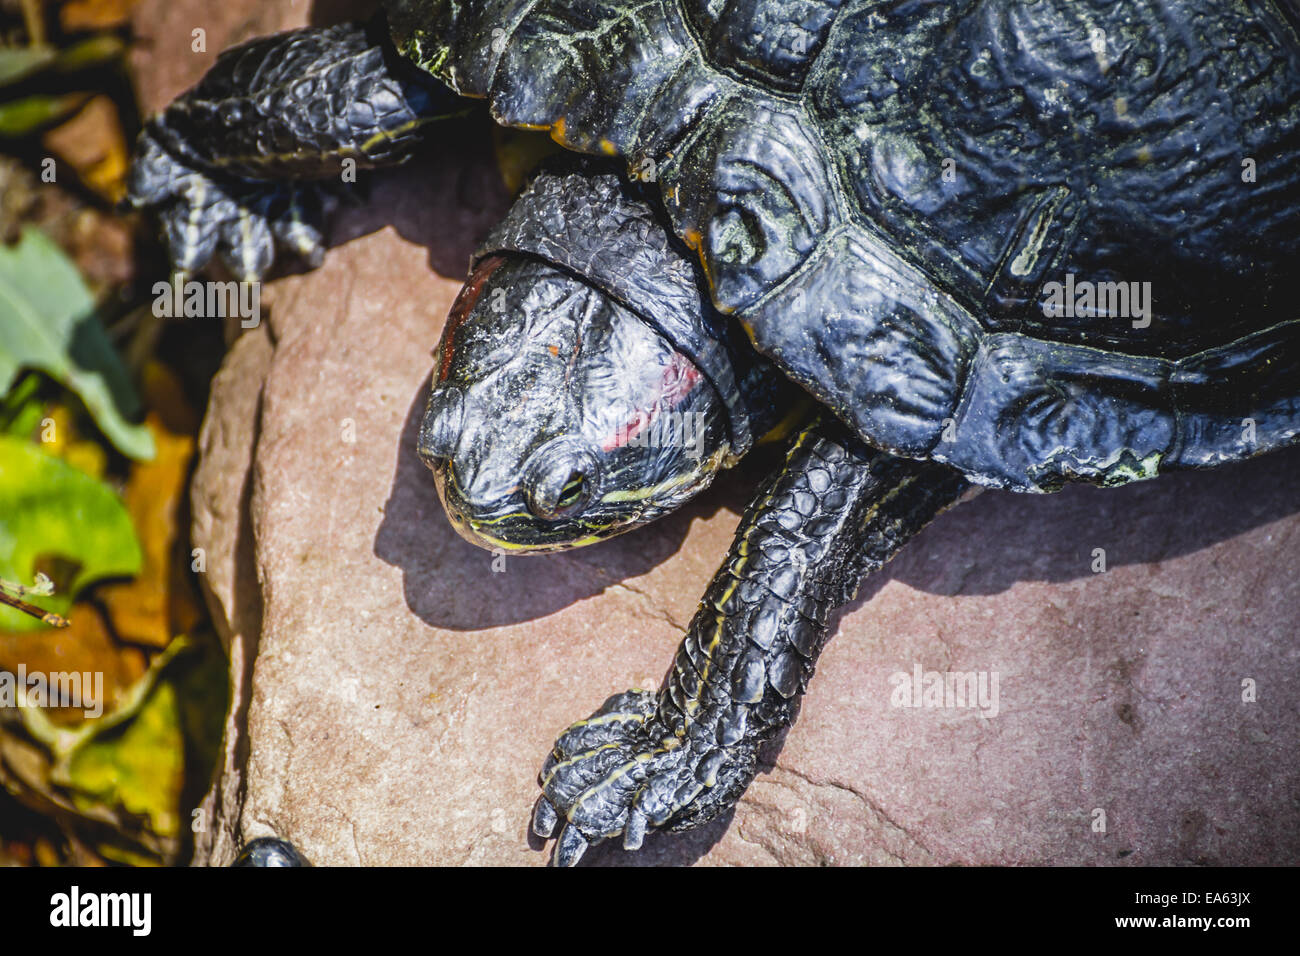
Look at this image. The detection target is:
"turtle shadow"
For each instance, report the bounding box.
[377,355,1300,630]
[319,116,509,284]
[524,810,735,867]
[570,814,736,867]
[309,0,383,25]
[373,373,767,631]
[840,442,1300,615]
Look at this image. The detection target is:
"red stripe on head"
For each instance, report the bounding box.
[600,351,703,452]
[438,255,506,383]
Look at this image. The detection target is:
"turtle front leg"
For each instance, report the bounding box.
[126,19,463,279]
[533,415,971,864]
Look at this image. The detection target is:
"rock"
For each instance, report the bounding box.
[136,0,1300,866]
[129,2,330,115]
[188,326,272,867]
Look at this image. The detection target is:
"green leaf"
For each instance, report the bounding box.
[0,371,44,437]
[0,91,89,136]
[0,227,153,459]
[60,673,185,842]
[0,36,123,88]
[53,35,127,74]
[0,436,142,631]
[0,46,57,87]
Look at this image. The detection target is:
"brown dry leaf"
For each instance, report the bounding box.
[59,0,141,32]
[63,208,134,289]
[0,725,160,862]
[87,419,184,648]
[137,355,201,437]
[40,95,130,203]
[97,362,200,648]
[0,601,147,725]
[1,634,227,865]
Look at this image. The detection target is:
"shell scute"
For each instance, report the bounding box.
[680,0,847,93]
[658,102,836,311]
[742,227,981,457]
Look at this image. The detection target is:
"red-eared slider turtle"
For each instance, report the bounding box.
[127,1,1300,864]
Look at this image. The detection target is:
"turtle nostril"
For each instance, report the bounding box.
[418,386,465,464]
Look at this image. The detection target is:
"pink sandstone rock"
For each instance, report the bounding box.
[134,0,1300,866]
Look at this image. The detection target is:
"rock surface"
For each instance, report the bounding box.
[134,0,1300,866]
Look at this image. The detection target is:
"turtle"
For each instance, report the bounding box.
[231,838,311,867]
[125,0,1300,865]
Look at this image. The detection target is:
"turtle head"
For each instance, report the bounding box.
[418,165,771,553]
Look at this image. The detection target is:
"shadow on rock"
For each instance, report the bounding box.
[380,356,1300,630]
[323,116,510,283]
[852,443,1300,612]
[309,0,383,26]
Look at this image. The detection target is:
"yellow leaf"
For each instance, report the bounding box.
[59,0,141,33]
[40,96,130,204]
[97,363,200,648]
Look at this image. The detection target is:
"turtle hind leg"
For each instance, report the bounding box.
[127,19,464,280]
[532,414,970,864]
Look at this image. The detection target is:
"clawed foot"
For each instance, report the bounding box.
[531,689,756,866]
[126,127,334,280]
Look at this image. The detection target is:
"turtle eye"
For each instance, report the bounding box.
[522,440,599,520]
[556,472,585,510]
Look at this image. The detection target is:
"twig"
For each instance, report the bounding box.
[0,589,69,628]
[0,574,69,627]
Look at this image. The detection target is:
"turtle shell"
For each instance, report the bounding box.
[388,0,1300,491]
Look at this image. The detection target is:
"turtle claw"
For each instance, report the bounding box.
[127,127,333,281]
[534,688,757,862]
[531,795,559,838]
[622,807,648,851]
[553,825,589,867]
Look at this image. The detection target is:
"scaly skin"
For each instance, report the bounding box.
[126,20,459,278]
[532,414,970,865]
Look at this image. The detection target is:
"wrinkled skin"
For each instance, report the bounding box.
[420,254,736,552]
